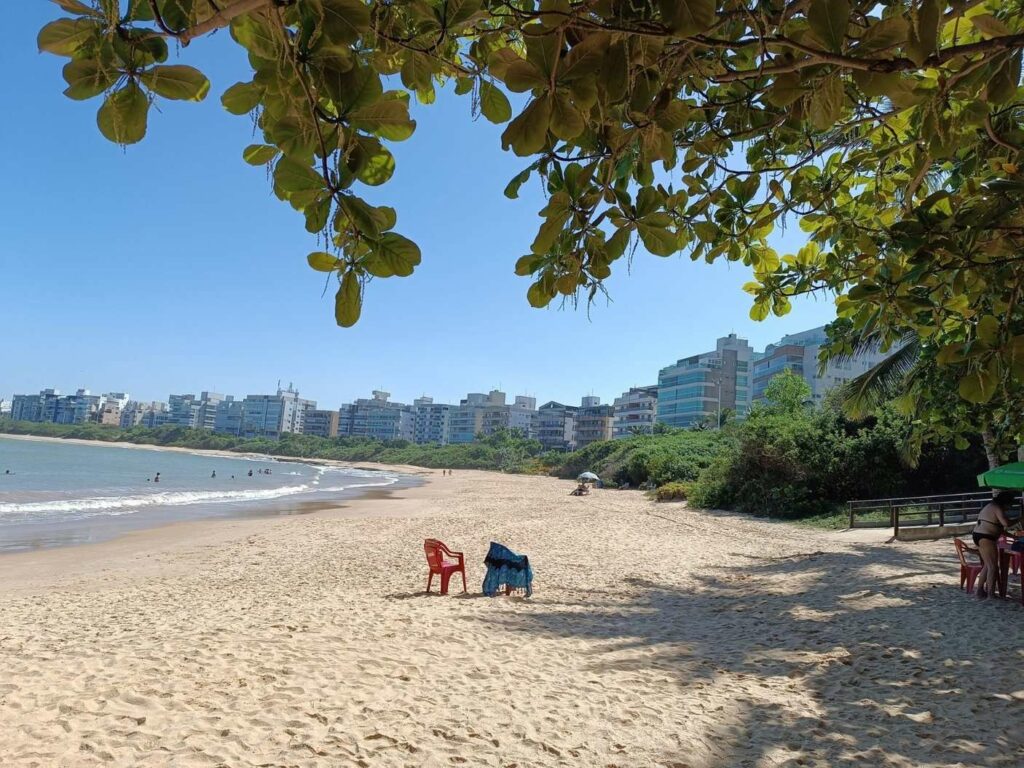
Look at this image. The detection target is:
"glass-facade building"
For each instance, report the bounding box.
[657,334,755,428]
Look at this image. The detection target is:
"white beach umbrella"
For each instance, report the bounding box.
[578,472,600,482]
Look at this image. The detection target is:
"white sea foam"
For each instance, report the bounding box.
[0,474,398,520]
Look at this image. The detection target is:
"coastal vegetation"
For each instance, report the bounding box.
[1,373,985,522]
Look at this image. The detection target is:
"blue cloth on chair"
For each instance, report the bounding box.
[482,541,533,597]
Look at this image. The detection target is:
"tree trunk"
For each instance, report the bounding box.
[982,428,1000,470]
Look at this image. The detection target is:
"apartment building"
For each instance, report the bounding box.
[574,397,614,448]
[338,391,413,441]
[240,386,315,439]
[536,401,577,451]
[753,326,892,404]
[304,408,340,439]
[413,397,452,445]
[612,385,658,438]
[657,334,755,428]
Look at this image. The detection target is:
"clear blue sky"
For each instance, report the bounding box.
[1,4,836,409]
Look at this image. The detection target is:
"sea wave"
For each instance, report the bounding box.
[0,475,398,519]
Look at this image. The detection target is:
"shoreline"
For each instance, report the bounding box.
[0,433,431,555]
[0,475,441,595]
[0,431,434,476]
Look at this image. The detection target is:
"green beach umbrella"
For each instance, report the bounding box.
[977,462,1024,489]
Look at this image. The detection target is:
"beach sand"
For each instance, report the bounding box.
[1,470,1023,767]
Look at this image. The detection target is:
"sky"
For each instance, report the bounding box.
[1,4,837,410]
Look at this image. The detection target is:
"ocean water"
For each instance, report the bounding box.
[0,436,401,552]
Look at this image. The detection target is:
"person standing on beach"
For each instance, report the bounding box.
[972,491,1016,599]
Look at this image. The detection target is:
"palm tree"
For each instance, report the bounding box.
[825,331,1006,469]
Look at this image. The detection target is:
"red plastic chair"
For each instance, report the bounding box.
[954,539,983,593]
[423,539,467,595]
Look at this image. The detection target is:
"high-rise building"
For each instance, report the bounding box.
[574,397,614,448]
[753,326,893,404]
[536,401,578,451]
[448,391,536,443]
[121,401,168,429]
[240,386,315,439]
[612,386,658,438]
[304,408,340,438]
[0,398,10,418]
[413,396,452,445]
[338,391,413,441]
[166,394,201,428]
[657,334,755,428]
[213,398,244,435]
[54,389,103,424]
[447,392,491,444]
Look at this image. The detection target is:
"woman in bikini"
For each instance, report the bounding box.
[972,491,1016,599]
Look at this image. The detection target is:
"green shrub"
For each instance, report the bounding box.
[654,481,691,501]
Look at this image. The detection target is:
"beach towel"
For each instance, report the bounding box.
[482,541,533,597]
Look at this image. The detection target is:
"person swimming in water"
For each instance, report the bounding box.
[248,469,253,477]
[154,472,161,483]
[211,470,217,478]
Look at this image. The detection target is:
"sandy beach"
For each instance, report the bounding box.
[2,470,1023,767]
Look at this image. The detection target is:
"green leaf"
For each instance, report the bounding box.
[52,0,102,16]
[958,360,997,404]
[558,33,608,82]
[320,63,383,112]
[373,232,421,277]
[400,54,434,92]
[356,145,395,186]
[693,221,719,243]
[550,92,584,140]
[637,223,677,256]
[314,0,371,46]
[807,0,850,53]
[308,252,340,272]
[514,254,540,276]
[809,76,845,130]
[479,81,512,124]
[62,59,117,100]
[304,196,333,233]
[977,315,1000,346]
[503,60,547,93]
[349,97,416,141]
[855,15,908,54]
[527,280,554,308]
[230,14,277,59]
[447,0,483,27]
[970,14,1011,39]
[907,0,941,65]
[501,98,552,156]
[337,194,382,237]
[749,299,770,321]
[988,52,1022,105]
[274,157,326,193]
[242,144,279,165]
[221,81,263,114]
[659,0,716,37]
[96,81,149,144]
[335,270,362,327]
[139,65,210,101]
[38,18,100,55]
[504,166,533,199]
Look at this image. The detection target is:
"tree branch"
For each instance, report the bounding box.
[179,0,274,45]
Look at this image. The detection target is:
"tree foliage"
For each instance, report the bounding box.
[37,0,1024,411]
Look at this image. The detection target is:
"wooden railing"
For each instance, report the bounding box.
[847,491,1021,535]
